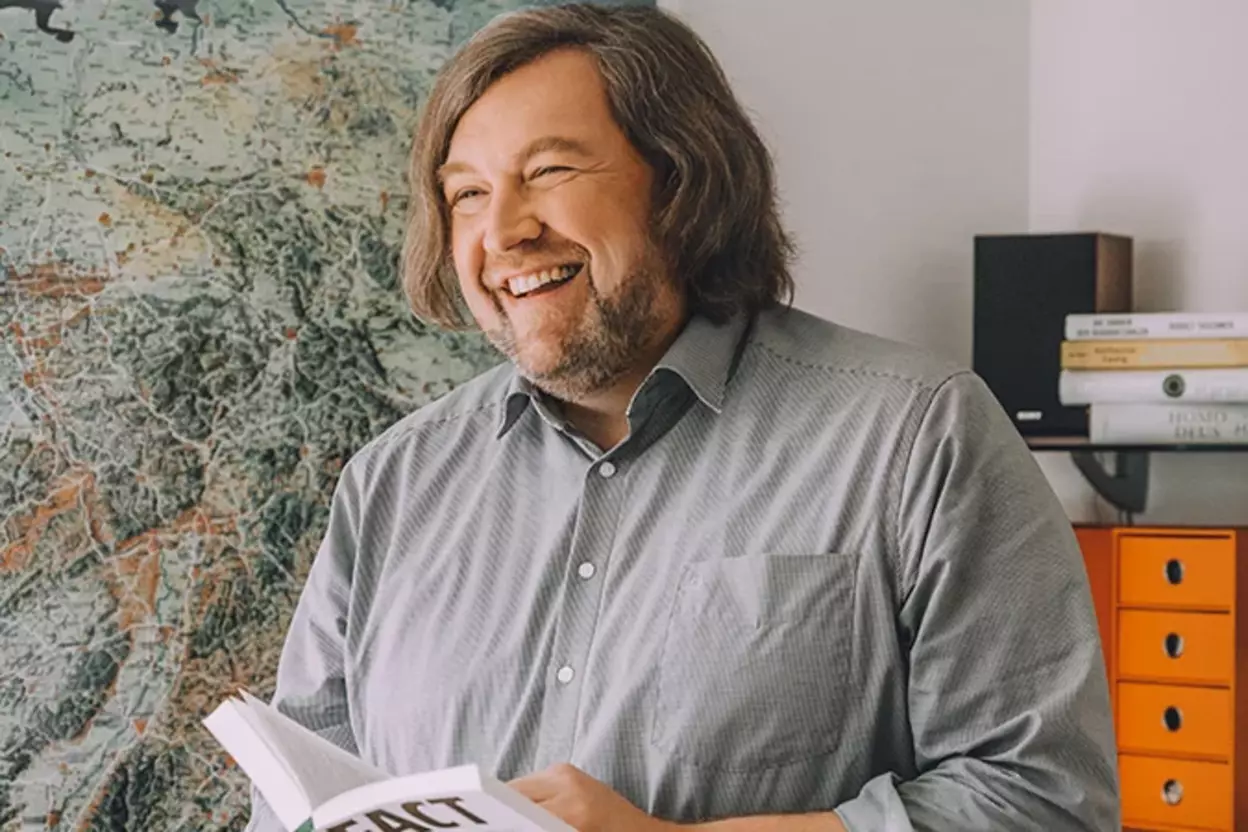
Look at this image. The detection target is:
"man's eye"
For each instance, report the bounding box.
[451,189,484,206]
[532,166,572,178]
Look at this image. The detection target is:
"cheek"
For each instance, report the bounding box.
[546,207,641,281]
[450,236,502,326]
[575,189,650,251]
[450,225,486,298]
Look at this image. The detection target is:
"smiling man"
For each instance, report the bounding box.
[247,5,1118,832]
[431,56,685,451]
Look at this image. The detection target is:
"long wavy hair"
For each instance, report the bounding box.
[402,3,795,329]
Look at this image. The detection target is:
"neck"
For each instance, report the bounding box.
[558,369,649,451]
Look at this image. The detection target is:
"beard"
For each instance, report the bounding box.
[483,247,674,402]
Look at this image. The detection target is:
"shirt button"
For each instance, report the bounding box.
[577,562,596,580]
[598,461,617,478]
[556,665,575,684]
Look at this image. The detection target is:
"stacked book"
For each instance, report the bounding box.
[1060,312,1248,445]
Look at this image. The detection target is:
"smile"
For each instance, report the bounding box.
[506,263,583,298]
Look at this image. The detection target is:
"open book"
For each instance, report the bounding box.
[204,690,574,832]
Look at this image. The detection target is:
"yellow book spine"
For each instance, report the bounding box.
[1061,338,1248,369]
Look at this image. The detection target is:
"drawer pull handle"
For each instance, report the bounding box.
[1164,558,1184,585]
[1162,779,1183,806]
[1163,633,1184,659]
[1162,706,1183,732]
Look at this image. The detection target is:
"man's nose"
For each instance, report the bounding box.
[483,187,542,254]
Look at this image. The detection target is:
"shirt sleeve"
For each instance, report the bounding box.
[244,463,363,832]
[833,371,1119,832]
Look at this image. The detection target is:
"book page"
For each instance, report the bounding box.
[205,700,312,832]
[313,766,576,832]
[232,691,390,815]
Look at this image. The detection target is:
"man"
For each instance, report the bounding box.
[249,4,1118,831]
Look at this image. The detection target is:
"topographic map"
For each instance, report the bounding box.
[0,1,646,828]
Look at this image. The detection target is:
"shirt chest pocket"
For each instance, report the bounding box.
[651,552,858,771]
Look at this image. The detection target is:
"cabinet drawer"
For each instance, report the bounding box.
[1120,755,1232,831]
[1118,610,1233,684]
[1117,682,1232,759]
[1119,534,1235,610]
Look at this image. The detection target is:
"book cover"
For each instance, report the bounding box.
[203,691,574,832]
[1058,368,1248,405]
[1060,338,1248,370]
[1064,312,1248,341]
[1089,403,1248,444]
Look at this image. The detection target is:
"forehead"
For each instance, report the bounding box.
[445,48,620,166]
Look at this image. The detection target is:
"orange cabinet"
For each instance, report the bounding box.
[1118,610,1234,686]
[1119,755,1233,832]
[1119,536,1235,611]
[1117,683,1232,760]
[1077,527,1248,832]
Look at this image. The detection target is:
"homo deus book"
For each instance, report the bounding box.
[204,689,574,832]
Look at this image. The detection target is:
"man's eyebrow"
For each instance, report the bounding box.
[437,135,594,184]
[517,135,595,161]
[437,160,473,184]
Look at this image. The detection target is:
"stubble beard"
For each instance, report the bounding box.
[485,259,670,402]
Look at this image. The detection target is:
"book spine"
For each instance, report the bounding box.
[1065,312,1248,340]
[1060,338,1248,369]
[1058,368,1248,405]
[1089,403,1248,444]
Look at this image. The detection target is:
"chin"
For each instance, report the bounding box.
[513,347,566,381]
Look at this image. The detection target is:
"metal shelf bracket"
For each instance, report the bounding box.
[1069,450,1150,515]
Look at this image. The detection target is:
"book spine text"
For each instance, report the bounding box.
[1058,368,1248,405]
[1061,338,1248,370]
[1065,312,1248,341]
[1089,403,1248,444]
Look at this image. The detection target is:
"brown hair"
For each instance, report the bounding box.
[402,2,795,329]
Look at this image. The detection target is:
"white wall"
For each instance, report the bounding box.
[1030,0,1248,526]
[662,0,1247,527]
[659,0,1030,366]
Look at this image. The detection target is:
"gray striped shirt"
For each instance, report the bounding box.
[248,307,1118,831]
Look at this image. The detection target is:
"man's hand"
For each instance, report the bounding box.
[509,763,678,832]
[509,763,848,832]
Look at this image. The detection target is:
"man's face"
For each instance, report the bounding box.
[440,49,684,399]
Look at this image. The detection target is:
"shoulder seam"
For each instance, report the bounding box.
[751,340,957,389]
[356,399,506,459]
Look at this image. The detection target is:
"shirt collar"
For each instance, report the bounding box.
[652,312,750,414]
[497,374,544,438]
[495,312,751,439]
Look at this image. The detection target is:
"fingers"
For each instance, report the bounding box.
[508,770,561,803]
[510,763,608,830]
[509,763,585,802]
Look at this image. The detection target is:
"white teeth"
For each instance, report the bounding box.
[507,265,579,297]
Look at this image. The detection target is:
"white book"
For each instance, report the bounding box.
[1064,312,1248,341]
[1089,403,1248,445]
[203,690,574,832]
[1059,368,1248,405]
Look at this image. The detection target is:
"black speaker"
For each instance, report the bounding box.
[973,232,1132,438]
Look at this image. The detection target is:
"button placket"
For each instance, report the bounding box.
[533,454,627,768]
